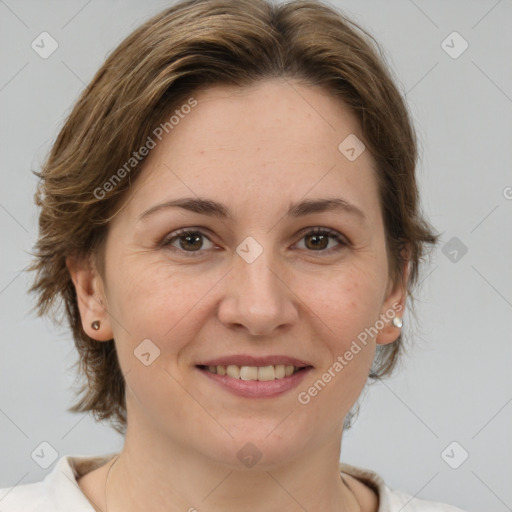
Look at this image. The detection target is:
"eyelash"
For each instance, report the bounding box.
[160,227,349,258]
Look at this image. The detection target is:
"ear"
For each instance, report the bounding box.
[66,253,113,341]
[375,257,409,346]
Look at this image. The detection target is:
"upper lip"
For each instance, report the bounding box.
[196,355,313,368]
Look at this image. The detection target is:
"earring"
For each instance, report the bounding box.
[91,320,100,330]
[392,316,403,328]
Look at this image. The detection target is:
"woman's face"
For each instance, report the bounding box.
[72,78,405,467]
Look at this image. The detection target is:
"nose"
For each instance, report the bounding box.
[217,245,299,336]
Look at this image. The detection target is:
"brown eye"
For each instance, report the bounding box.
[162,229,215,256]
[177,232,203,251]
[295,228,347,254]
[304,232,329,250]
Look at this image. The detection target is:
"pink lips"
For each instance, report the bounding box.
[195,353,313,398]
[196,365,313,398]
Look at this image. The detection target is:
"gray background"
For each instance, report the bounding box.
[0,1,511,510]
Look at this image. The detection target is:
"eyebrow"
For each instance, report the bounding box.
[137,196,366,222]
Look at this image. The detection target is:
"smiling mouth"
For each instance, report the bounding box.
[196,364,310,381]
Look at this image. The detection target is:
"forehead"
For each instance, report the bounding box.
[116,79,379,223]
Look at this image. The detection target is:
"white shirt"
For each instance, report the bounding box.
[0,453,467,511]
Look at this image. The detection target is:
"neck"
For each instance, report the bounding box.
[104,419,360,512]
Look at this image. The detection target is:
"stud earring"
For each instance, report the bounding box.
[392,316,403,328]
[91,320,100,330]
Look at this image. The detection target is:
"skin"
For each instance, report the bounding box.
[67,78,407,512]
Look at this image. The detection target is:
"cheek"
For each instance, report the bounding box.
[105,264,198,419]
[294,274,379,420]
[107,261,189,326]
[296,264,384,339]
[292,264,384,394]
[105,261,221,367]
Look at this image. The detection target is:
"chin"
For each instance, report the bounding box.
[202,425,308,471]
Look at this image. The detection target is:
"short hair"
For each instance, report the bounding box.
[28,0,438,434]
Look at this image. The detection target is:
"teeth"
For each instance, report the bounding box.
[226,365,240,378]
[256,365,275,381]
[275,365,286,378]
[203,364,301,381]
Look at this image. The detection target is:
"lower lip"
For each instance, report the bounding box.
[196,366,312,398]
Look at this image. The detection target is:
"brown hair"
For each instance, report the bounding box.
[28,0,438,434]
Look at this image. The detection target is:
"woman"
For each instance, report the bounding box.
[1,0,467,510]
